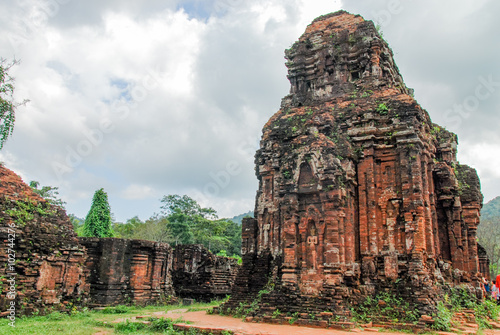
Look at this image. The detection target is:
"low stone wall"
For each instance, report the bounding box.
[172,245,239,301]
[78,237,174,306]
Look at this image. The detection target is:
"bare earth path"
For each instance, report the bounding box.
[139,308,500,335]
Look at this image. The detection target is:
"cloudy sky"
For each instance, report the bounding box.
[0,0,498,222]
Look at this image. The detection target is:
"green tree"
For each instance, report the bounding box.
[29,180,66,208]
[0,59,27,150]
[68,214,84,234]
[478,216,500,278]
[478,197,500,278]
[160,194,217,219]
[224,219,242,256]
[158,194,242,255]
[113,216,143,239]
[83,188,113,237]
[167,209,195,245]
[131,215,172,243]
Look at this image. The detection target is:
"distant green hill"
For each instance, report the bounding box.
[482,196,500,220]
[228,211,254,225]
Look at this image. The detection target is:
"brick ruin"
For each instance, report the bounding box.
[79,237,175,306]
[224,11,487,318]
[0,166,89,316]
[0,165,238,315]
[79,240,238,306]
[478,244,490,280]
[172,245,238,301]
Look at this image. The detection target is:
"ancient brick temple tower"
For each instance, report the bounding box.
[224,11,486,316]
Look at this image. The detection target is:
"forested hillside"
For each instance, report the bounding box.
[228,211,254,225]
[478,196,500,277]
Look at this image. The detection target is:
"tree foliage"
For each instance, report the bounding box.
[110,194,243,256]
[478,197,500,278]
[0,59,27,150]
[83,188,113,238]
[478,216,500,278]
[69,214,84,233]
[160,194,217,219]
[29,180,66,208]
[482,196,500,221]
[160,194,241,254]
[130,215,171,243]
[113,216,143,239]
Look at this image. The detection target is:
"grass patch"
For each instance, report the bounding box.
[0,301,221,335]
[99,305,134,314]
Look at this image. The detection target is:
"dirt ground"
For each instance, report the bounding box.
[100,308,500,335]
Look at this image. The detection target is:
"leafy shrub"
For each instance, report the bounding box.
[431,301,453,331]
[149,317,175,331]
[475,299,500,329]
[449,286,477,310]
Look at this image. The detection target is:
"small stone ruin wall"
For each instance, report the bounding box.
[0,166,89,317]
[172,244,239,301]
[0,165,240,315]
[78,237,174,306]
[79,239,239,306]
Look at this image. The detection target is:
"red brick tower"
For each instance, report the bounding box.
[224,11,485,318]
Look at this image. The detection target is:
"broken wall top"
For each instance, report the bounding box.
[0,165,44,203]
[0,165,88,315]
[0,165,79,245]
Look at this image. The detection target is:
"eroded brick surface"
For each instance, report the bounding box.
[0,165,240,313]
[224,11,487,318]
[79,237,175,306]
[0,166,89,316]
[80,240,239,305]
[172,245,239,301]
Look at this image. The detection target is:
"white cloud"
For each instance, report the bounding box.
[458,141,500,203]
[0,0,498,221]
[121,184,157,200]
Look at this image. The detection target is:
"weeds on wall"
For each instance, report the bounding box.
[350,291,420,324]
[431,286,500,331]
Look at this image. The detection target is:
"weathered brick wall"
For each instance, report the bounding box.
[172,244,239,301]
[224,11,488,318]
[0,168,239,312]
[478,244,490,280]
[0,166,89,316]
[78,237,174,306]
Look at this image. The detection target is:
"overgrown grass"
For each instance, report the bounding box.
[431,286,500,331]
[432,301,453,331]
[115,317,179,334]
[100,305,133,314]
[0,301,221,335]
